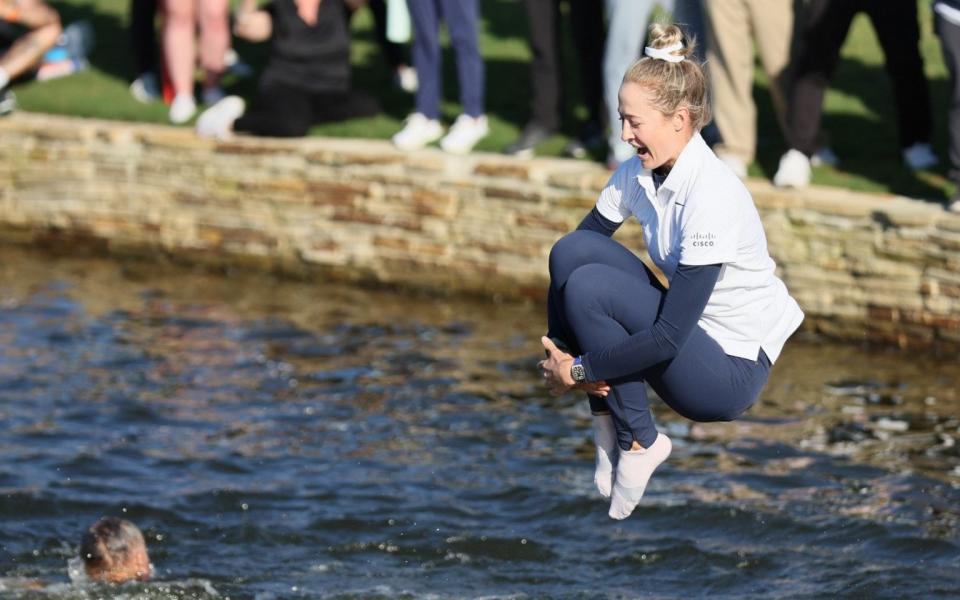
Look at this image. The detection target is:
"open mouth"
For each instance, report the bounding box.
[636,145,650,158]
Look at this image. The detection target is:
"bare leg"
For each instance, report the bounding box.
[0,0,61,81]
[198,0,228,93]
[162,0,196,97]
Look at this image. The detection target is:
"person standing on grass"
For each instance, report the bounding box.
[934,0,960,213]
[0,0,61,115]
[503,0,605,159]
[195,0,379,139]
[161,0,231,123]
[391,0,488,154]
[702,0,795,180]
[538,23,804,520]
[772,0,939,188]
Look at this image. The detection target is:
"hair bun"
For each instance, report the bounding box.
[647,23,695,59]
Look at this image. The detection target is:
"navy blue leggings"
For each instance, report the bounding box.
[547,231,771,450]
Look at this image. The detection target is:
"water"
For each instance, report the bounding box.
[0,247,957,599]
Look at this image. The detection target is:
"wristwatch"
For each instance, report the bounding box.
[570,356,586,383]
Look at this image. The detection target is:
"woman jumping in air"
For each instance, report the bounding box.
[538,23,804,521]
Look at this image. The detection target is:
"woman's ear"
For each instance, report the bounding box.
[672,107,690,132]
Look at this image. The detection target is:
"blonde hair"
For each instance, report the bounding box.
[623,23,711,131]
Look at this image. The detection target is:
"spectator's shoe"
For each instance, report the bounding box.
[811,145,839,168]
[196,96,245,140]
[169,93,197,124]
[773,149,811,188]
[948,194,960,213]
[393,65,418,93]
[129,72,161,103]
[201,86,226,106]
[392,113,444,150]
[564,121,603,159]
[224,48,254,78]
[902,143,938,171]
[0,89,16,117]
[504,121,555,157]
[716,152,747,179]
[440,114,489,154]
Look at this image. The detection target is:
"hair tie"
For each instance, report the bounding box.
[644,42,685,63]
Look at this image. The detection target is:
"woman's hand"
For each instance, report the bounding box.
[234,0,272,42]
[538,337,610,397]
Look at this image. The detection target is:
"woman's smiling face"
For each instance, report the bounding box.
[618,81,691,172]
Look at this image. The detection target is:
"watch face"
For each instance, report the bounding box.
[571,363,586,382]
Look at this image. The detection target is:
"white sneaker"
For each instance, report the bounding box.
[716,152,747,179]
[129,72,160,103]
[440,114,489,154]
[902,143,938,170]
[392,113,444,150]
[773,149,812,188]
[394,65,418,93]
[169,93,197,124]
[196,95,245,140]
[948,196,960,213]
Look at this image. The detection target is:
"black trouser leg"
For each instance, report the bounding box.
[129,0,158,77]
[867,0,932,149]
[785,0,856,155]
[524,0,561,130]
[936,13,960,188]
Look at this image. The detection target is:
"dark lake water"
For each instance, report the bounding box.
[0,246,958,599]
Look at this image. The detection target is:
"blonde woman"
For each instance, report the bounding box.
[538,24,803,521]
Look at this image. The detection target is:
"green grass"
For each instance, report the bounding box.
[8,0,955,202]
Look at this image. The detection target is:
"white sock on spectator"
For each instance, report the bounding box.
[608,433,672,520]
[0,68,10,90]
[592,414,618,498]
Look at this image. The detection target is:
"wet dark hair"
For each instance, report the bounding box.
[623,23,711,130]
[80,517,147,572]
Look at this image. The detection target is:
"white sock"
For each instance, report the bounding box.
[0,68,9,90]
[592,414,618,498]
[608,433,672,520]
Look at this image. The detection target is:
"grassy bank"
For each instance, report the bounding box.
[9,0,955,202]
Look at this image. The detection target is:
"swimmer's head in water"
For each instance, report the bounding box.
[80,517,152,584]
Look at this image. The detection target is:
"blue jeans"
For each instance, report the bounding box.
[547,230,770,450]
[407,0,485,119]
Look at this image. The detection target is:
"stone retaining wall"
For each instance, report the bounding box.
[1,113,958,349]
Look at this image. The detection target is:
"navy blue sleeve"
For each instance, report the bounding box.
[576,207,621,237]
[581,263,722,381]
